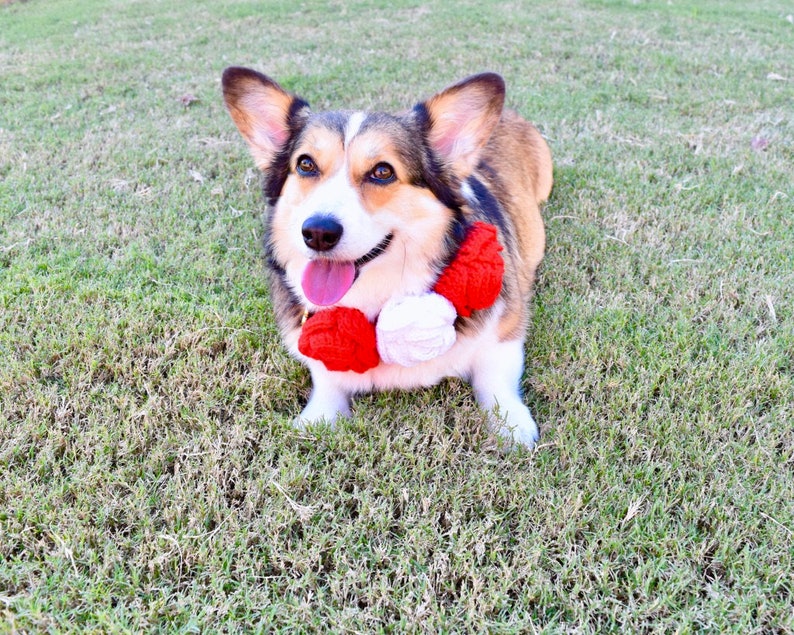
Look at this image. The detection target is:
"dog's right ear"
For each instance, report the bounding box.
[222,67,308,170]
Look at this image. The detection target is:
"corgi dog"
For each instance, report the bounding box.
[222,68,552,446]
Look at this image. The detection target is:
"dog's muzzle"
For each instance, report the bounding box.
[355,233,393,268]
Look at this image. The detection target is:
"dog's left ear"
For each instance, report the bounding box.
[418,73,505,177]
[222,67,309,170]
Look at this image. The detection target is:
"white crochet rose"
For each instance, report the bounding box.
[376,292,457,367]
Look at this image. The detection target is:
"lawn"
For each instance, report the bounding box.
[1,0,792,632]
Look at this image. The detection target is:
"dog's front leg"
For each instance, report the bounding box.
[296,363,352,426]
[470,338,540,448]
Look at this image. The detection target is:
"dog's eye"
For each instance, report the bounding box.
[296,155,319,176]
[368,162,396,185]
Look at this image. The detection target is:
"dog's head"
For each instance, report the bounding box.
[222,68,505,316]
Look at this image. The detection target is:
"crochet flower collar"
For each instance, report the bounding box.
[297,221,504,373]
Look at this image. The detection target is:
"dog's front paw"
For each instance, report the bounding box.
[376,292,457,367]
[492,401,540,449]
[295,388,351,428]
[506,412,540,448]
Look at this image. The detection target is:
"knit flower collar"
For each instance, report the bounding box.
[297,221,504,373]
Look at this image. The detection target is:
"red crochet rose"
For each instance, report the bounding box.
[433,221,504,317]
[298,306,380,373]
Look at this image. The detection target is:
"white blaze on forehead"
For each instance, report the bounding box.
[302,111,368,229]
[344,111,367,147]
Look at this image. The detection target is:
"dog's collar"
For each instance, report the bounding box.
[297,222,505,373]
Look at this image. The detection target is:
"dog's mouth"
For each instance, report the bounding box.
[301,233,394,306]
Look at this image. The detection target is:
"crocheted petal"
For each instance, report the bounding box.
[299,307,379,373]
[376,293,457,366]
[433,222,504,316]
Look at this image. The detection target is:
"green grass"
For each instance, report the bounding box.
[1,0,792,632]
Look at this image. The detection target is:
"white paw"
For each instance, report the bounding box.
[493,402,540,449]
[294,392,350,428]
[376,292,457,367]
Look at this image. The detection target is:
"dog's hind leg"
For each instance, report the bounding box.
[470,337,540,448]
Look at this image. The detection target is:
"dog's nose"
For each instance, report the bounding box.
[301,215,343,252]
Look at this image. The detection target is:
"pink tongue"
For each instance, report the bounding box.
[301,260,356,306]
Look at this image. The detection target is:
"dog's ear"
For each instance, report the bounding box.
[419,73,505,177]
[222,67,308,170]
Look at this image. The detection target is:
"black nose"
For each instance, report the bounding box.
[301,215,343,252]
